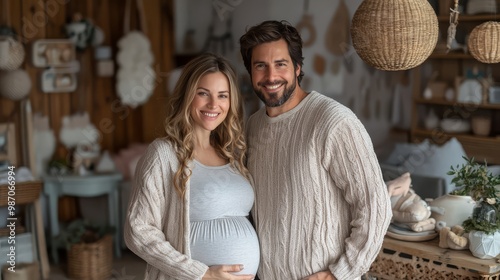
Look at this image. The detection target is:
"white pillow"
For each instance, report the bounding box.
[401,137,467,194]
[384,139,431,166]
[488,165,500,177]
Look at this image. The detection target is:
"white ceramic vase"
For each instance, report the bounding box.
[468,230,500,259]
[428,194,476,228]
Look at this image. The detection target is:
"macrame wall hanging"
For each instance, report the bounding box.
[296,0,316,47]
[447,0,461,53]
[116,0,155,108]
[350,0,439,71]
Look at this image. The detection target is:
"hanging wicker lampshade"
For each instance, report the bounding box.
[468,21,500,64]
[351,0,439,71]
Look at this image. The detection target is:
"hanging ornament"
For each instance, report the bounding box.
[468,21,500,64]
[0,69,32,101]
[447,0,460,53]
[351,0,439,71]
[0,36,25,71]
[0,0,25,70]
[116,0,155,108]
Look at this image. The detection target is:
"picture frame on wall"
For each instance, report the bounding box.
[0,123,17,166]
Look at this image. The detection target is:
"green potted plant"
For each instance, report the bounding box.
[447,156,500,259]
[56,219,115,279]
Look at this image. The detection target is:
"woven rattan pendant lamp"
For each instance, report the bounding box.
[351,0,439,71]
[468,21,500,64]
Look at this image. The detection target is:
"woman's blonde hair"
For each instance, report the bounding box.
[164,53,249,198]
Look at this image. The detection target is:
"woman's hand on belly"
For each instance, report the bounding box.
[301,271,336,280]
[202,265,255,280]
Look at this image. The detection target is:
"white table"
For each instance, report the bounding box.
[43,173,122,264]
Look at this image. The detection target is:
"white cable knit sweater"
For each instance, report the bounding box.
[246,91,392,280]
[124,139,209,280]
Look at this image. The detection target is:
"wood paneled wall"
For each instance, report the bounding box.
[0,0,174,164]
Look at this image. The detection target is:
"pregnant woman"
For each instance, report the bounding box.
[124,53,259,280]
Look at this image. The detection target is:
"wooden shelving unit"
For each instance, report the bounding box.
[409,2,500,164]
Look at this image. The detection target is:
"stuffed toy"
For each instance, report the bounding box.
[387,172,412,197]
[387,172,436,232]
[437,224,469,250]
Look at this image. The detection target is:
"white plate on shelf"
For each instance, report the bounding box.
[386,230,438,242]
[386,224,438,241]
[457,79,482,104]
[388,223,436,236]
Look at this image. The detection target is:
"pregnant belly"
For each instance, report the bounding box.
[190,216,260,275]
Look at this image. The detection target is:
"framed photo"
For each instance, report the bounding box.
[0,123,17,166]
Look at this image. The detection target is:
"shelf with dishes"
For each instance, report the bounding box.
[410,1,500,164]
[411,78,500,165]
[414,101,499,136]
[414,98,500,110]
[418,74,500,106]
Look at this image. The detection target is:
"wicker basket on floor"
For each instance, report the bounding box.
[67,234,113,280]
[0,181,42,206]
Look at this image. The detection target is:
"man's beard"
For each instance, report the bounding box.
[254,78,297,107]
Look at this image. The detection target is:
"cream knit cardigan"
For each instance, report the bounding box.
[246,91,392,280]
[124,139,209,280]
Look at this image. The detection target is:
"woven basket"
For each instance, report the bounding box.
[351,0,439,71]
[0,36,25,71]
[67,235,113,280]
[0,181,42,207]
[468,21,500,64]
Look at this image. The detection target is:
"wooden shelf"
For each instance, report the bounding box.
[414,98,500,110]
[437,14,500,22]
[412,128,500,140]
[410,12,500,165]
[429,52,474,59]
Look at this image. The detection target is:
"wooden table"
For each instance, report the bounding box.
[369,236,500,279]
[43,173,122,264]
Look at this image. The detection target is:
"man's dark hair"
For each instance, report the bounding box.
[239,20,304,84]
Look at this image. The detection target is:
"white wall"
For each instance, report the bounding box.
[174,0,412,156]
